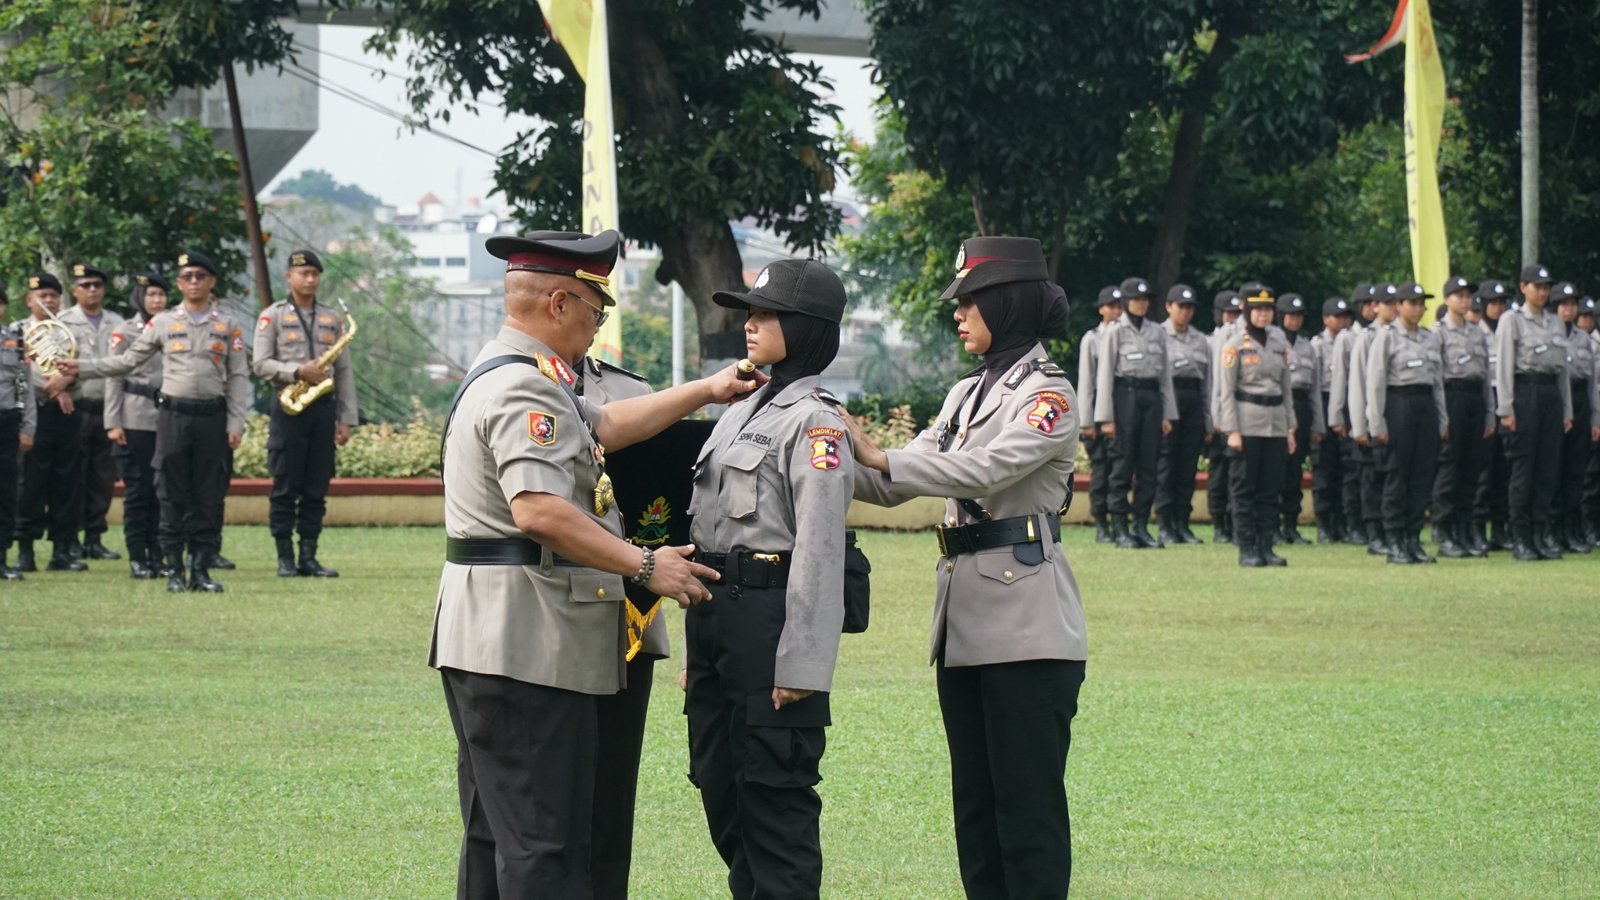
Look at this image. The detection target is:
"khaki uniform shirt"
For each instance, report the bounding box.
[1565,324,1600,429]
[854,344,1085,668]
[1,325,36,438]
[688,376,854,692]
[430,327,627,695]
[575,356,668,660]
[1493,305,1573,420]
[1434,315,1495,432]
[1365,323,1448,439]
[1285,332,1326,433]
[1217,326,1296,437]
[1164,319,1212,431]
[77,306,252,435]
[104,315,163,433]
[57,306,125,402]
[252,300,358,425]
[1094,315,1177,423]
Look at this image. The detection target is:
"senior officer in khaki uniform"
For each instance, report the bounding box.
[58,263,125,562]
[1365,282,1448,564]
[1155,283,1210,544]
[430,229,757,900]
[104,273,170,578]
[16,272,87,573]
[685,259,855,899]
[0,287,36,580]
[57,250,251,594]
[1494,264,1573,561]
[1217,283,1297,568]
[1078,286,1122,542]
[1431,276,1495,558]
[850,236,1084,898]
[253,249,357,578]
[1276,292,1323,544]
[1095,276,1176,548]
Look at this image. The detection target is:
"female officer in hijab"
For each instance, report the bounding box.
[849,236,1085,897]
[104,272,168,578]
[684,258,855,899]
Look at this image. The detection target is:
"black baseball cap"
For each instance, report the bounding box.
[1119,277,1153,300]
[1165,284,1197,305]
[1578,296,1597,316]
[937,236,1050,302]
[26,272,62,293]
[70,263,108,284]
[1276,292,1308,314]
[713,258,848,324]
[1519,264,1553,285]
[287,249,323,272]
[1476,280,1510,302]
[177,250,219,278]
[1239,282,1276,306]
[1441,276,1476,296]
[1393,282,1434,302]
[1354,283,1378,304]
[1214,290,1241,313]
[1322,296,1353,317]
[1096,285,1124,308]
[1551,281,1580,303]
[487,230,621,305]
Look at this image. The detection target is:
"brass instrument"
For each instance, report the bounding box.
[22,308,77,376]
[279,301,356,415]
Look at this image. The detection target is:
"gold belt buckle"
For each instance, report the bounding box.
[752,552,781,563]
[936,524,950,557]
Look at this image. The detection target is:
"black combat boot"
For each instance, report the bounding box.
[208,552,236,570]
[1259,534,1288,567]
[276,536,299,577]
[1344,521,1367,545]
[128,557,156,579]
[1214,512,1233,545]
[1386,531,1415,565]
[1408,534,1436,564]
[1486,520,1510,552]
[66,539,84,561]
[1157,512,1182,547]
[84,535,122,560]
[14,541,35,573]
[1236,525,1264,567]
[1113,518,1139,549]
[1,548,22,581]
[1129,519,1161,549]
[1535,524,1563,561]
[1177,512,1204,544]
[1510,526,1542,562]
[1465,521,1489,556]
[1562,520,1591,554]
[47,542,88,571]
[187,555,225,593]
[297,539,340,578]
[1437,523,1468,558]
[1367,531,1390,557]
[1094,515,1113,544]
[166,553,190,592]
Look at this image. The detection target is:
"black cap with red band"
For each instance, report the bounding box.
[486,230,622,306]
[937,236,1050,302]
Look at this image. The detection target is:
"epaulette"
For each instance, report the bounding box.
[811,387,843,408]
[1003,357,1067,390]
[595,358,650,384]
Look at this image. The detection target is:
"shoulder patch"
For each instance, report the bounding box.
[1023,391,1069,434]
[231,336,246,353]
[528,411,558,446]
[257,315,271,332]
[109,333,125,349]
[808,427,844,470]
[1223,346,1239,369]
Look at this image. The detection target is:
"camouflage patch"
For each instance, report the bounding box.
[529,411,558,446]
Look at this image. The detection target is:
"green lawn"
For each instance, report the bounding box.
[2,526,1597,897]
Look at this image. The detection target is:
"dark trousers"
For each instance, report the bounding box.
[1155,383,1206,520]
[936,657,1084,900]
[591,653,655,900]
[267,398,337,541]
[17,402,84,545]
[1433,384,1490,531]
[686,582,828,900]
[1279,390,1314,528]
[1339,436,1366,529]
[1229,435,1288,550]
[114,429,161,564]
[0,409,19,554]
[1558,383,1593,536]
[1085,435,1112,519]
[1311,395,1343,529]
[78,406,116,540]
[441,667,598,900]
[1206,436,1231,526]
[155,407,229,561]
[1585,433,1600,534]
[1359,439,1384,531]
[1505,379,1564,532]
[1474,431,1511,528]
[1379,389,1441,535]
[1106,382,1162,523]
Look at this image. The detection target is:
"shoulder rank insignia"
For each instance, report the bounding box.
[808,426,844,470]
[528,411,557,445]
[597,358,650,384]
[1004,362,1031,390]
[1024,391,1069,434]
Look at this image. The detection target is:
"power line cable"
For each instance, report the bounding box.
[282,61,499,158]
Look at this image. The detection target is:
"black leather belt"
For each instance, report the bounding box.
[445,536,577,566]
[937,513,1061,558]
[1444,378,1483,394]
[1515,372,1558,386]
[76,397,105,414]
[157,394,226,415]
[1387,384,1432,396]
[1115,376,1159,390]
[1173,378,1204,391]
[1234,391,1282,407]
[698,549,791,589]
[122,380,159,399]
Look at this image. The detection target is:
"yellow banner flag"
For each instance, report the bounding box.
[539,0,624,364]
[1403,0,1448,325]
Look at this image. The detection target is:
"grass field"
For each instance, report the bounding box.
[2,525,1598,898]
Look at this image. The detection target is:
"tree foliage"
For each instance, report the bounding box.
[273,168,384,214]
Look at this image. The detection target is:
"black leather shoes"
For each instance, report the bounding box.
[208,553,236,570]
[297,557,340,578]
[47,553,88,572]
[85,540,122,561]
[15,544,35,573]
[188,567,225,593]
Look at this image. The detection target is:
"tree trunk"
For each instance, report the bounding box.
[610,0,746,365]
[1520,0,1539,265]
[1145,21,1245,294]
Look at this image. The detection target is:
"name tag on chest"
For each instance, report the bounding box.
[1457,354,1472,365]
[1405,358,1424,369]
[1173,358,1189,368]
[1533,344,1549,354]
[1125,351,1145,361]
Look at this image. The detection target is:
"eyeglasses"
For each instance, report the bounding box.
[555,290,609,328]
[177,270,212,283]
[76,281,105,290]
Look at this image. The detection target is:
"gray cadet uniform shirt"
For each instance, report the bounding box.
[1326,320,1364,432]
[252,300,359,426]
[1164,319,1213,431]
[1209,320,1242,431]
[104,315,163,433]
[57,305,125,401]
[1076,324,1102,431]
[1,324,37,438]
[576,355,668,661]
[1285,333,1326,433]
[688,376,854,693]
[1494,304,1573,421]
[1347,324,1386,440]
[1564,324,1600,428]
[431,327,628,695]
[77,306,251,435]
[1094,314,1177,423]
[1364,323,1448,439]
[1217,326,1297,438]
[854,343,1086,668]
[1433,315,1495,432]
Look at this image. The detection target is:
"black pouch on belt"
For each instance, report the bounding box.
[842,530,872,634]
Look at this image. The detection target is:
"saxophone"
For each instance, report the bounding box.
[279,302,357,415]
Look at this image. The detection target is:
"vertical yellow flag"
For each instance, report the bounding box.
[1404,0,1448,324]
[538,0,624,364]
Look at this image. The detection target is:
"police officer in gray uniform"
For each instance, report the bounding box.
[851,236,1084,897]
[0,287,37,580]
[1473,280,1514,550]
[1328,284,1377,545]
[1206,290,1244,541]
[1079,286,1122,541]
[1431,276,1494,558]
[1366,282,1448,564]
[104,273,169,578]
[58,264,125,562]
[1218,283,1296,567]
[1096,277,1175,548]
[1553,282,1599,553]
[1310,297,1354,541]
[1156,283,1210,544]
[1579,296,1600,544]
[430,229,753,899]
[15,272,86,573]
[1276,293,1323,544]
[57,250,252,593]
[1495,264,1574,560]
[1349,284,1402,554]
[686,259,855,899]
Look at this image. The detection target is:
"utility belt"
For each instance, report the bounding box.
[444,536,578,567]
[122,380,160,399]
[1386,384,1432,396]
[1115,376,1160,391]
[1444,378,1484,395]
[1234,391,1282,407]
[75,397,105,415]
[698,549,791,589]
[937,512,1061,558]
[1514,372,1558,386]
[157,394,226,416]
[1173,378,1204,391]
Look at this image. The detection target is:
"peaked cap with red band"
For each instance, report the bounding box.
[486,229,622,306]
[937,235,1050,301]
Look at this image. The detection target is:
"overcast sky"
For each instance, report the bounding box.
[264,25,881,210]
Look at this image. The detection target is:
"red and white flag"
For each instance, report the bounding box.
[1345,0,1408,63]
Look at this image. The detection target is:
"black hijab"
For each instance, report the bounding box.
[752,311,840,414]
[971,280,1070,395]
